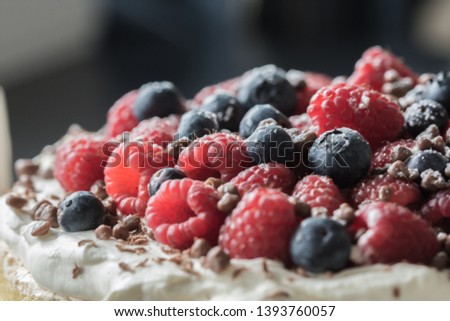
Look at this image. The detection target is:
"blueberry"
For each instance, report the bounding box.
[237,65,297,116]
[133,81,186,121]
[149,168,186,196]
[58,191,106,232]
[404,100,448,136]
[174,109,219,141]
[246,124,295,165]
[309,128,372,188]
[407,150,448,175]
[200,93,245,132]
[290,217,351,273]
[239,104,291,139]
[422,72,450,111]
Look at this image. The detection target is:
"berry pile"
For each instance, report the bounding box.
[50,46,450,274]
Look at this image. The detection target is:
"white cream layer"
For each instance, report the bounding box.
[1,176,450,300]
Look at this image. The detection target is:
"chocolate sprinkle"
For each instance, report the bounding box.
[32,200,59,228]
[206,246,230,273]
[5,194,27,209]
[95,224,112,240]
[190,239,212,258]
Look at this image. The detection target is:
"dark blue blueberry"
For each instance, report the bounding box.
[148,168,187,196]
[404,100,448,136]
[237,65,297,116]
[308,128,372,188]
[239,104,291,139]
[58,191,106,232]
[422,72,450,112]
[406,150,448,175]
[133,81,186,120]
[290,217,351,273]
[174,109,219,141]
[200,93,245,132]
[245,124,294,165]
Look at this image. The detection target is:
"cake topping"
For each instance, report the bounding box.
[30,221,51,237]
[90,180,108,200]
[32,200,59,228]
[290,217,351,273]
[206,246,230,273]
[58,191,106,232]
[72,264,82,279]
[14,159,39,177]
[95,224,112,240]
[190,238,212,258]
[5,194,27,209]
[112,224,129,241]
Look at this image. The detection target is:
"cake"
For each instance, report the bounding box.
[1,46,450,300]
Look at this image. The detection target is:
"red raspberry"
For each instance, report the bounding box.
[219,188,297,262]
[421,189,450,225]
[105,90,139,138]
[177,133,252,182]
[146,178,226,249]
[129,115,180,147]
[356,202,439,264]
[230,163,297,195]
[371,139,415,170]
[307,83,404,148]
[54,135,109,193]
[192,77,240,107]
[289,113,315,132]
[104,141,174,216]
[292,175,345,216]
[347,46,418,92]
[350,175,422,208]
[295,72,332,115]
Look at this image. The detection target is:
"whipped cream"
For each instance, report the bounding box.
[0,88,12,194]
[1,169,450,300]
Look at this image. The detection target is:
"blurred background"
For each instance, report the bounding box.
[2,0,450,161]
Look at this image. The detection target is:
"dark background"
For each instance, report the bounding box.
[3,0,450,161]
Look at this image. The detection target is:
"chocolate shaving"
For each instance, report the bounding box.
[77,239,96,247]
[217,193,240,214]
[123,215,141,232]
[5,194,27,209]
[232,267,247,279]
[112,223,130,241]
[32,200,59,228]
[392,287,401,298]
[31,221,51,237]
[190,239,212,258]
[72,264,82,279]
[204,177,224,189]
[15,159,39,177]
[118,262,134,273]
[153,257,166,264]
[262,260,269,274]
[135,258,149,268]
[90,180,108,200]
[128,235,149,246]
[161,247,181,255]
[95,224,112,240]
[116,243,147,255]
[206,246,230,273]
[265,291,290,300]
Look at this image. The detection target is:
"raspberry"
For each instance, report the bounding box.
[129,115,180,147]
[289,113,315,132]
[307,83,404,148]
[230,163,297,196]
[219,188,297,262]
[105,90,139,138]
[347,46,418,92]
[104,142,173,216]
[297,72,333,115]
[356,202,439,264]
[177,133,252,182]
[192,77,240,107]
[54,135,109,193]
[146,178,226,249]
[371,139,415,170]
[350,174,422,207]
[421,189,450,225]
[292,175,345,216]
